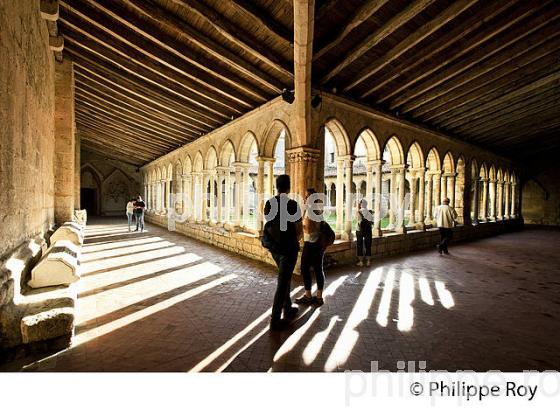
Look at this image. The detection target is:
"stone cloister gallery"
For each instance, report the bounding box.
[1,0,559,372]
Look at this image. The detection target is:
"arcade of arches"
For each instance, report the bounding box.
[1,0,560,371]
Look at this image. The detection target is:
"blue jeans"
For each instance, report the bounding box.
[135,211,144,231]
[270,251,298,323]
[127,212,134,231]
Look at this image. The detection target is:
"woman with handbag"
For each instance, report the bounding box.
[295,188,327,307]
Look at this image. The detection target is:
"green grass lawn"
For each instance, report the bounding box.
[324,213,409,231]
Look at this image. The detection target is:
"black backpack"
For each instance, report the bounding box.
[318,221,335,250]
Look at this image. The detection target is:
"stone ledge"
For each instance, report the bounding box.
[20,307,74,344]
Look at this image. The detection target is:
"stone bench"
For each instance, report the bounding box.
[27,240,80,289]
[50,222,84,246]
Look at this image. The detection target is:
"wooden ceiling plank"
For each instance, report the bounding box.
[79,127,162,158]
[320,0,437,85]
[391,6,560,111]
[81,145,146,166]
[60,16,248,117]
[75,85,196,140]
[166,0,293,79]
[122,0,284,94]
[437,71,560,129]
[229,0,292,45]
[344,0,479,92]
[359,0,520,99]
[314,0,390,61]
[80,137,155,163]
[69,53,219,129]
[415,47,560,121]
[75,73,203,132]
[64,36,232,123]
[76,114,179,152]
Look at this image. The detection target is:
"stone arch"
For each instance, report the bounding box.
[80,163,103,216]
[219,139,236,166]
[406,141,424,168]
[183,155,192,174]
[382,135,405,165]
[167,163,173,181]
[193,151,204,172]
[262,119,292,158]
[425,147,441,171]
[489,165,496,181]
[205,146,218,170]
[442,151,455,174]
[455,155,466,223]
[479,162,488,179]
[324,118,351,157]
[238,131,258,163]
[356,128,381,161]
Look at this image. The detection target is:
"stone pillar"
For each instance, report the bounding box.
[511,182,517,218]
[234,165,242,226]
[372,160,383,236]
[441,174,448,202]
[408,170,417,227]
[481,178,489,222]
[425,172,433,224]
[432,171,441,223]
[365,162,374,209]
[448,173,456,210]
[489,179,497,221]
[267,161,274,198]
[335,158,344,236]
[242,165,250,227]
[256,158,266,232]
[496,181,504,220]
[504,182,510,219]
[201,172,208,222]
[396,165,407,234]
[286,147,321,202]
[417,168,426,230]
[54,59,76,224]
[224,169,232,223]
[210,171,217,222]
[388,168,398,229]
[74,133,80,209]
[472,177,480,224]
[216,170,223,223]
[343,156,354,240]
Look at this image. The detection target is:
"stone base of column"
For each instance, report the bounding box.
[373,227,383,237]
[341,231,354,242]
[395,226,407,234]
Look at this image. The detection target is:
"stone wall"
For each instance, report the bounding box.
[522,162,560,226]
[0,0,56,260]
[81,150,142,216]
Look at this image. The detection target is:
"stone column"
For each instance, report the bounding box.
[372,160,383,236]
[425,171,433,224]
[343,156,354,240]
[489,179,497,221]
[396,165,407,234]
[365,162,374,209]
[417,168,426,230]
[201,172,208,222]
[511,182,517,218]
[448,173,456,209]
[75,133,80,209]
[335,158,344,235]
[408,170,417,228]
[241,164,250,227]
[388,168,398,229]
[267,161,274,198]
[441,174,448,202]
[472,177,480,224]
[54,59,76,224]
[256,158,266,232]
[224,169,232,223]
[210,171,217,222]
[496,181,504,220]
[234,165,242,226]
[504,182,511,219]
[432,171,441,223]
[481,178,489,222]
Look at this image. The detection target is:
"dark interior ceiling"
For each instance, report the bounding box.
[59,0,560,166]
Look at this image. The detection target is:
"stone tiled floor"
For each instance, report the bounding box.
[16,218,560,371]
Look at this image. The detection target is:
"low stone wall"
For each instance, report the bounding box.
[146,212,523,269]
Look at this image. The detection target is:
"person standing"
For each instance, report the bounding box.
[126,198,135,232]
[296,188,326,307]
[262,175,302,331]
[356,199,373,266]
[435,197,457,255]
[134,195,146,232]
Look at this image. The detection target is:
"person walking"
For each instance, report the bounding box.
[126,198,136,232]
[262,175,302,331]
[435,197,457,255]
[296,188,326,307]
[134,195,146,232]
[356,199,373,266]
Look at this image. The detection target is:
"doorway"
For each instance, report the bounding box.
[81,188,98,216]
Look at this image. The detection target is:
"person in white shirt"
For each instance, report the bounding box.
[126,198,135,232]
[434,197,458,255]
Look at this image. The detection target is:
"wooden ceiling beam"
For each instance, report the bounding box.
[451,87,560,134]
[320,0,436,84]
[81,145,146,167]
[75,73,203,133]
[75,102,190,147]
[343,0,479,92]
[390,5,560,111]
[60,15,248,116]
[122,0,284,94]
[313,0,389,61]
[229,0,292,45]
[359,0,520,98]
[80,135,155,163]
[76,113,179,152]
[68,51,219,129]
[315,0,338,21]
[75,86,196,141]
[64,38,231,125]
[416,47,560,121]
[166,0,293,80]
[437,71,560,129]
[78,125,163,157]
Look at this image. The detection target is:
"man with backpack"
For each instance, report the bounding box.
[262,175,302,331]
